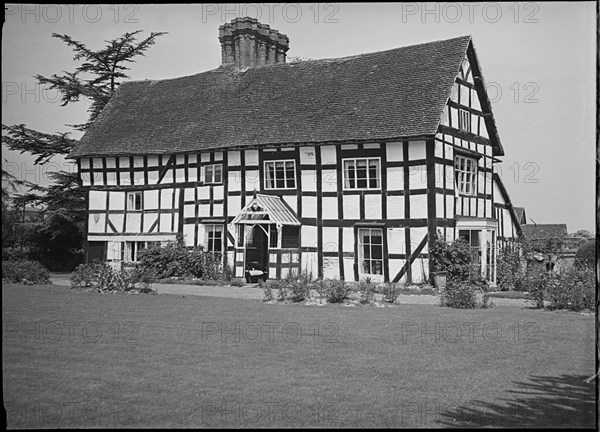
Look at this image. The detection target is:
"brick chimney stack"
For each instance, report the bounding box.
[219,17,289,69]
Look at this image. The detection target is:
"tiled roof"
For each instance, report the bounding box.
[522,224,568,241]
[69,35,478,158]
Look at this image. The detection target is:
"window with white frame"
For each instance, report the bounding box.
[459,109,471,132]
[124,241,159,262]
[204,164,223,184]
[205,224,223,254]
[454,155,477,196]
[358,228,383,275]
[265,160,296,189]
[343,158,380,189]
[126,191,142,211]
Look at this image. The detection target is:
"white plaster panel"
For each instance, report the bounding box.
[343,194,360,219]
[363,143,380,150]
[89,191,107,210]
[92,158,103,169]
[387,195,404,219]
[364,194,381,220]
[126,213,141,233]
[133,170,144,185]
[387,227,405,255]
[198,203,210,217]
[322,169,337,192]
[299,146,316,165]
[183,224,195,247]
[245,170,260,192]
[108,191,125,211]
[409,194,427,219]
[245,150,259,166]
[436,195,445,218]
[88,214,105,233]
[105,172,117,186]
[344,258,355,281]
[184,204,195,219]
[144,190,159,210]
[301,225,318,248]
[341,144,358,150]
[387,167,404,190]
[408,165,428,188]
[323,257,340,280]
[386,142,403,162]
[343,227,354,253]
[119,172,131,186]
[159,214,172,232]
[228,171,241,192]
[301,170,317,192]
[197,186,210,200]
[80,172,91,186]
[228,151,241,167]
[160,189,173,209]
[409,140,426,160]
[213,185,224,201]
[322,227,339,252]
[213,203,223,217]
[322,196,338,219]
[446,196,455,218]
[214,152,223,161]
[320,146,337,165]
[227,195,241,216]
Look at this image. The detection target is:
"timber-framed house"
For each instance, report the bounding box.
[69,17,522,285]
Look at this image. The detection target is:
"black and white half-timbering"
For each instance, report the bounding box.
[69,17,522,286]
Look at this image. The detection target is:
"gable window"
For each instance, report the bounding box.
[454,155,477,196]
[343,158,380,189]
[204,164,222,184]
[358,228,383,275]
[265,160,296,189]
[459,109,471,132]
[127,191,142,211]
[205,224,223,254]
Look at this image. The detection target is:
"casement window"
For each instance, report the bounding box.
[265,160,296,189]
[127,191,142,211]
[205,224,223,254]
[343,158,380,189]
[204,164,223,184]
[459,108,471,132]
[124,241,159,262]
[454,155,477,196]
[358,228,383,275]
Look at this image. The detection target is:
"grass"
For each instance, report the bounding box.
[3,283,595,428]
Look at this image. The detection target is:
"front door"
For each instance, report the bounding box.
[244,224,269,275]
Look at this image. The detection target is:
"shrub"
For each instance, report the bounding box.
[260,280,273,302]
[442,277,477,309]
[496,247,522,291]
[381,283,402,303]
[2,259,51,284]
[358,278,376,304]
[574,239,595,269]
[524,271,551,309]
[430,236,474,281]
[136,240,223,280]
[70,263,155,293]
[322,279,350,303]
[544,266,594,311]
[230,278,245,287]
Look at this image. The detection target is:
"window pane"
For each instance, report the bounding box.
[214,165,222,183]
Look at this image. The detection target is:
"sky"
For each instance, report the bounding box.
[1,2,596,232]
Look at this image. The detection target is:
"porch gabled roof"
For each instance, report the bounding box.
[230,194,300,226]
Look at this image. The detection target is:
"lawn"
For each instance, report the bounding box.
[2,284,595,428]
